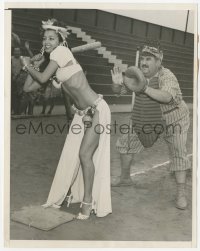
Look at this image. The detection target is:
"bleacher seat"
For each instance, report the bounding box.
[12,10,194,104]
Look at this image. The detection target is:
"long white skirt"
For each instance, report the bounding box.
[43,99,112,217]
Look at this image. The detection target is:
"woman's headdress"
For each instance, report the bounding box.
[41,19,70,47]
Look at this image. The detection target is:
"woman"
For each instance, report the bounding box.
[21,19,112,219]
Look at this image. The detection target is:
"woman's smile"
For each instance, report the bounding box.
[42,30,60,53]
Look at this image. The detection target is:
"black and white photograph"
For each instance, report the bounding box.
[4,2,198,248]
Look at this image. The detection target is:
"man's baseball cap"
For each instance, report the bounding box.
[141,45,163,61]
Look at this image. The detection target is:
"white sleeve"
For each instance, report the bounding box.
[50,46,75,67]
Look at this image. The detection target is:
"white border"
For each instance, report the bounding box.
[2,1,199,249]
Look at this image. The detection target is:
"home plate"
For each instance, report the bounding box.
[11,205,75,231]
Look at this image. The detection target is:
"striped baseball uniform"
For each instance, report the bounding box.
[116,66,191,171]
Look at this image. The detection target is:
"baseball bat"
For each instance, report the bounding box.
[71,41,101,53]
[28,42,101,63]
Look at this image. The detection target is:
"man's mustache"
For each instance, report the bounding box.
[141,65,149,68]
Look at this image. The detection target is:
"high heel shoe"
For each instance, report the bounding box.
[76,201,93,220]
[65,194,73,207]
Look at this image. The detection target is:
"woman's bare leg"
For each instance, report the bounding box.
[79,110,100,216]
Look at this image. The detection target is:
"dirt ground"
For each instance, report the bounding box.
[9,111,193,242]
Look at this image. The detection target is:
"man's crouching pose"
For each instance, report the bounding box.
[111,45,191,210]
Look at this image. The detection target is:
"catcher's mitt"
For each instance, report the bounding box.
[124,66,147,93]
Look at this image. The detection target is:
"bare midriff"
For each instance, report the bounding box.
[61,70,99,110]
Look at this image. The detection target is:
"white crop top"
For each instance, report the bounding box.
[50,46,82,85]
[50,46,76,66]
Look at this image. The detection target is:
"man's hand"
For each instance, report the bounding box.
[123,66,147,93]
[111,66,123,85]
[24,41,34,57]
[111,66,124,94]
[24,41,30,50]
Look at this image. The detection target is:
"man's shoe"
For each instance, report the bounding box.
[176,183,187,210]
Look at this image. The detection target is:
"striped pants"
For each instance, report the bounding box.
[116,114,191,171]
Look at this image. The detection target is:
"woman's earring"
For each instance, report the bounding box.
[62,40,68,47]
[40,46,44,55]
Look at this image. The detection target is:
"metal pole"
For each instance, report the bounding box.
[135,46,140,67]
[131,47,140,109]
[184,10,189,44]
[185,10,189,33]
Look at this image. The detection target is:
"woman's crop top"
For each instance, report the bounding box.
[50,46,82,83]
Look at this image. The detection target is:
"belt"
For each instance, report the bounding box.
[72,94,103,116]
[163,107,179,115]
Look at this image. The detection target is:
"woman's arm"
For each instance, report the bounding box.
[144,86,173,104]
[23,59,58,85]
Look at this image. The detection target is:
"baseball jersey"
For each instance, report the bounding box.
[120,66,189,126]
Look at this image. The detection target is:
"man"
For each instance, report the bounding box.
[11,47,23,114]
[11,45,36,115]
[12,30,21,54]
[111,45,191,210]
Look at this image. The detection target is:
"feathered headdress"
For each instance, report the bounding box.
[42,19,70,46]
